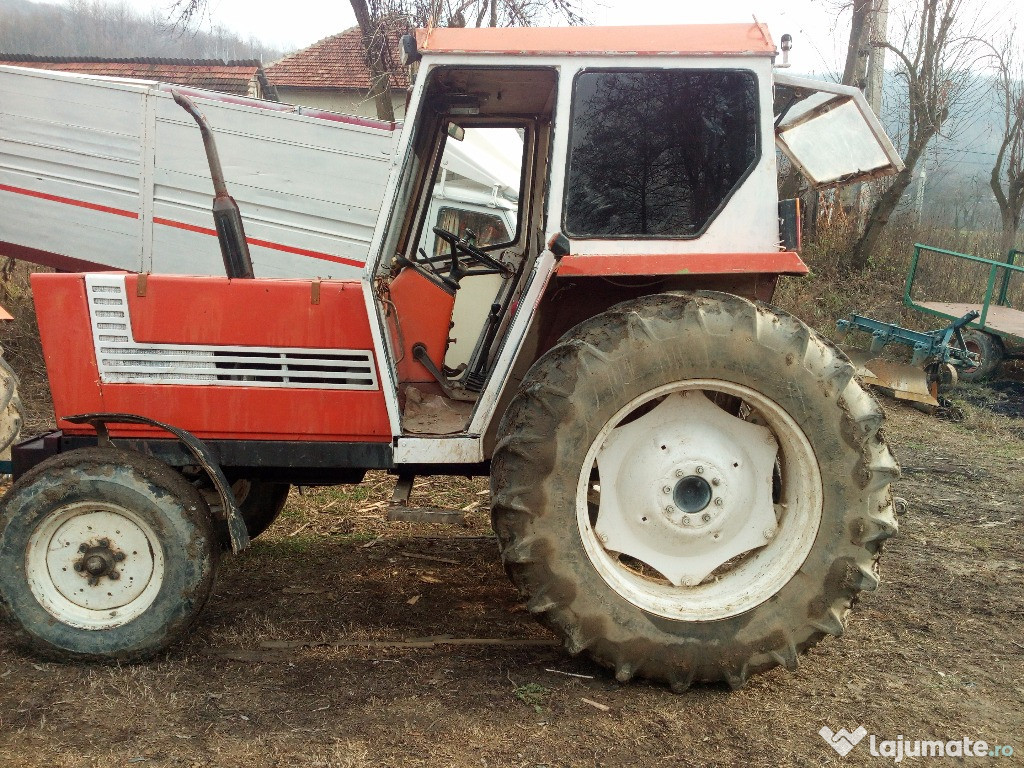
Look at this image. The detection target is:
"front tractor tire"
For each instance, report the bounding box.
[491,292,899,690]
[0,448,219,661]
[0,351,24,468]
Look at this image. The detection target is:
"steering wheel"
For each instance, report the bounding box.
[432,226,513,284]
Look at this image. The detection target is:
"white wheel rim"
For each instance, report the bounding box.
[576,380,822,621]
[26,502,165,630]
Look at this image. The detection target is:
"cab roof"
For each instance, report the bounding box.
[415,23,776,58]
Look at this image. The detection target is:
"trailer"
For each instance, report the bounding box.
[0,65,515,280]
[905,243,1024,381]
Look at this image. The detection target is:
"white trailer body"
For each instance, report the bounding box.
[0,65,398,279]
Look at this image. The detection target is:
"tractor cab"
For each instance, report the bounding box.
[375,66,557,438]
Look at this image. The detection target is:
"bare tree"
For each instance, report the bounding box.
[848,0,987,270]
[170,0,584,121]
[348,0,586,120]
[984,31,1024,257]
[842,0,874,87]
[349,0,398,122]
[1,0,280,60]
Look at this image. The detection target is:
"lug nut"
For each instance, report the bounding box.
[78,544,88,553]
[701,513,711,522]
[696,466,704,474]
[662,486,672,494]
[712,477,721,486]
[681,516,691,526]
[714,498,724,507]
[73,562,84,572]
[113,552,126,562]
[664,505,674,514]
[108,570,120,580]
[99,538,109,548]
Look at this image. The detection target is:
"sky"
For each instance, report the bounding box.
[126,0,857,72]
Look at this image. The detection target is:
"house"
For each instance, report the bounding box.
[265,26,407,119]
[0,55,277,99]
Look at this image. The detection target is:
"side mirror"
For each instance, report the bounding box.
[400,34,421,65]
[547,232,571,259]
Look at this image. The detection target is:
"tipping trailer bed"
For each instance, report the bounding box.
[914,302,1024,340]
[0,65,400,279]
[906,244,1024,348]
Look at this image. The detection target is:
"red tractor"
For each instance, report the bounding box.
[0,24,903,690]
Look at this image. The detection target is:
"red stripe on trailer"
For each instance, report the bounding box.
[151,217,366,269]
[0,182,365,270]
[0,183,138,219]
[556,251,809,277]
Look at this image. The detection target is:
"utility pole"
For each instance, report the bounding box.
[856,0,889,229]
[916,168,927,226]
[864,0,889,115]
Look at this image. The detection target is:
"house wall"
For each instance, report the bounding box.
[274,86,406,119]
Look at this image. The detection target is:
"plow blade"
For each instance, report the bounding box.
[843,349,938,408]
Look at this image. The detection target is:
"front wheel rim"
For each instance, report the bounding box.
[26,501,166,630]
[575,379,823,622]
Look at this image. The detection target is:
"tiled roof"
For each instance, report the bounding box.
[0,56,268,95]
[266,26,408,91]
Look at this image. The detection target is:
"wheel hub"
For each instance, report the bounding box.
[592,389,781,587]
[672,475,712,515]
[656,461,729,531]
[73,539,126,586]
[26,502,165,629]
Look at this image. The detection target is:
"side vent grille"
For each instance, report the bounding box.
[85,275,378,391]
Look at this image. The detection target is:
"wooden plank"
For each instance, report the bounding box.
[919,302,1024,341]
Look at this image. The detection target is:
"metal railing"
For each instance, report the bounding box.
[904,244,1024,333]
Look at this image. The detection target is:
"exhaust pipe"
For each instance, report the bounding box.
[169,89,255,279]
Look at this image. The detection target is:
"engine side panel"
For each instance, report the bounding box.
[33,273,392,442]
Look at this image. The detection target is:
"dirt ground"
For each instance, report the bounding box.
[1,387,1022,767]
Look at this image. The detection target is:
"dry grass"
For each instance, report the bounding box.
[0,261,53,435]
[774,211,1018,339]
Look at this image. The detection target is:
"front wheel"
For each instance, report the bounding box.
[960,329,1004,382]
[0,448,219,661]
[491,292,899,690]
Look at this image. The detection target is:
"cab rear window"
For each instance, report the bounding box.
[564,69,760,239]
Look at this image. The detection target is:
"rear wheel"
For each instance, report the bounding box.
[0,448,219,661]
[960,330,1004,382]
[491,292,899,690]
[234,479,290,539]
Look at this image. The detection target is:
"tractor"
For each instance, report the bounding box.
[0,23,904,690]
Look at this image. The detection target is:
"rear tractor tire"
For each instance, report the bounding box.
[491,292,899,690]
[960,329,1004,383]
[0,448,219,661]
[234,479,290,539]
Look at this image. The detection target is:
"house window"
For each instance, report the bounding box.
[564,69,760,238]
